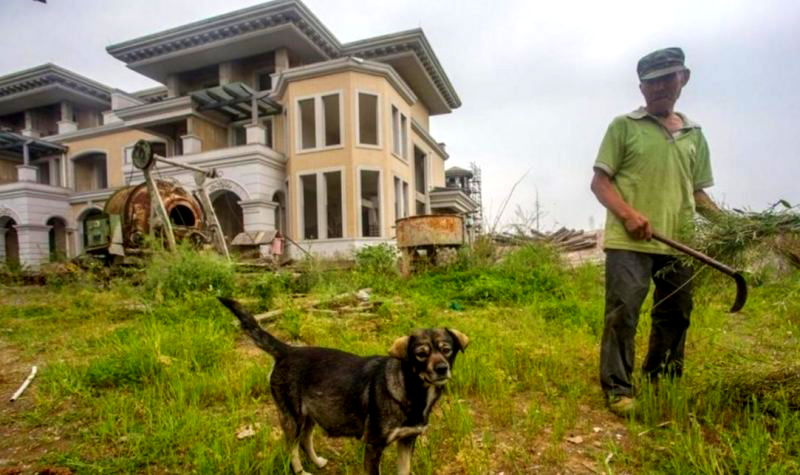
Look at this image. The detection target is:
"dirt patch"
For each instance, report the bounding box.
[0,341,73,474]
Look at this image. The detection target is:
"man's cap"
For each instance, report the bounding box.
[637,47,688,81]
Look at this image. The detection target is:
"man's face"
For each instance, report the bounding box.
[639,70,690,116]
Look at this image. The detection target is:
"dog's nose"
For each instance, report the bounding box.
[434,363,449,376]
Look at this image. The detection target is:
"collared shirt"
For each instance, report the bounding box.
[594,107,714,254]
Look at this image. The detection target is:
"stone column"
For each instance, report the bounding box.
[181,135,202,154]
[241,199,279,257]
[219,61,234,85]
[0,226,6,262]
[17,165,38,182]
[245,124,267,145]
[21,111,39,137]
[240,199,277,232]
[57,101,78,134]
[166,74,181,98]
[15,224,50,269]
[275,48,290,73]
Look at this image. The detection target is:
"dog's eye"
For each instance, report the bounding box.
[440,346,452,356]
[414,348,429,360]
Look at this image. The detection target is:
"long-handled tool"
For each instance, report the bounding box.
[652,231,747,313]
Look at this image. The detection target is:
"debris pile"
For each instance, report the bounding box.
[492,227,600,253]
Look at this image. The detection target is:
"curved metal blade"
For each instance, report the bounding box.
[729,272,748,313]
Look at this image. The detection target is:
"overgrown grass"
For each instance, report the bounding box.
[0,243,798,473]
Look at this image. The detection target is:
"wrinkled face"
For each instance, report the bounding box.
[390,328,469,387]
[639,70,689,116]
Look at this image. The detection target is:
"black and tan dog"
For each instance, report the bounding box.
[218,298,469,475]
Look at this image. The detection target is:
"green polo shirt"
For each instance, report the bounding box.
[594,108,713,255]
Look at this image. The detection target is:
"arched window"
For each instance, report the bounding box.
[1,217,19,267]
[73,152,108,192]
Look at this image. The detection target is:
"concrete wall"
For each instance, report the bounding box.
[63,129,162,189]
[189,116,228,152]
[0,155,18,184]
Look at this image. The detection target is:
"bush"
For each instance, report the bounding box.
[143,245,235,300]
[354,243,398,275]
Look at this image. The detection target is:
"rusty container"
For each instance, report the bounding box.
[104,180,205,248]
[395,214,464,248]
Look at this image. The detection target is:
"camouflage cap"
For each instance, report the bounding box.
[637,47,688,81]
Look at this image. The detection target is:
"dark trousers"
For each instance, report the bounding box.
[600,249,693,398]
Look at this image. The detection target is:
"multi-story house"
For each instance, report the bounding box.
[0,0,476,268]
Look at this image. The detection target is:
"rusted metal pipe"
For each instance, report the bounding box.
[652,231,747,313]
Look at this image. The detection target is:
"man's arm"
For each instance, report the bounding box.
[694,189,723,221]
[590,168,652,240]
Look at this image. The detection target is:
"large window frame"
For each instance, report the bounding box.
[297,167,347,241]
[295,91,344,154]
[391,104,409,161]
[357,166,383,238]
[356,90,382,149]
[393,175,410,221]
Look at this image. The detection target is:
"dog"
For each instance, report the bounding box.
[218,297,469,475]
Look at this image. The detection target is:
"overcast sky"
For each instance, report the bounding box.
[2,0,799,231]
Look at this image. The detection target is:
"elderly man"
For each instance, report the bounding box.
[591,47,719,415]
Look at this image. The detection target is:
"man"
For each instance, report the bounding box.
[591,47,719,416]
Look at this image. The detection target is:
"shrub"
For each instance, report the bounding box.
[354,243,398,275]
[143,245,234,300]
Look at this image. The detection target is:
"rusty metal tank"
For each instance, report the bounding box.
[395,214,464,248]
[104,180,205,248]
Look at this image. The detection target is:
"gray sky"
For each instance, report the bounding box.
[2,0,799,231]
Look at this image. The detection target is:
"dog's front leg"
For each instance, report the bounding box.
[396,437,416,475]
[364,443,384,475]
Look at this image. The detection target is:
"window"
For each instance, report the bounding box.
[297,92,342,152]
[391,105,408,159]
[299,98,316,150]
[394,177,409,220]
[414,146,427,194]
[325,171,343,238]
[360,169,381,237]
[358,92,379,146]
[322,94,340,147]
[414,146,428,215]
[256,71,273,91]
[232,126,247,146]
[300,170,344,240]
[301,174,318,239]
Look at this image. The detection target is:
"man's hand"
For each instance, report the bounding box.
[622,210,652,240]
[591,168,652,240]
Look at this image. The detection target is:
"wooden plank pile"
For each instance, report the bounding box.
[493,227,599,252]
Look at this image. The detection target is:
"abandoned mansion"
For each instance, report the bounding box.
[0,0,479,268]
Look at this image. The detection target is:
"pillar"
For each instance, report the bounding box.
[17,165,38,182]
[57,101,78,134]
[240,199,278,232]
[15,224,50,269]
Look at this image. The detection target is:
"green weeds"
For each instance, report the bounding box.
[0,242,798,473]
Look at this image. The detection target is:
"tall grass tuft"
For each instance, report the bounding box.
[143,245,235,300]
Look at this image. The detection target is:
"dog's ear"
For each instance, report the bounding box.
[388,336,410,359]
[447,329,470,352]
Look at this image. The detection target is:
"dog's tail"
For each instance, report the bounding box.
[218,297,289,359]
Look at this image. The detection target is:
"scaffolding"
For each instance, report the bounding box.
[469,162,484,233]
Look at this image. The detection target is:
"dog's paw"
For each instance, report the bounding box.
[313,456,328,468]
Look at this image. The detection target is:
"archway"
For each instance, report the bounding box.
[47,217,68,262]
[1,217,19,267]
[211,190,243,243]
[272,190,286,235]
